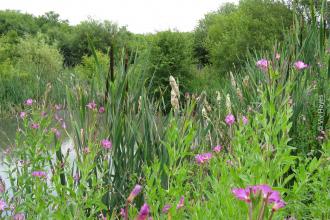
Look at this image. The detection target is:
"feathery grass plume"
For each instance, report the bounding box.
[225,94,232,114]
[230,71,237,88]
[216,91,221,104]
[138,96,142,112]
[243,75,249,88]
[236,87,243,102]
[169,75,180,110]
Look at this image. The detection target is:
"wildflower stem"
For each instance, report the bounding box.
[268,210,274,220]
[248,202,253,220]
[257,198,267,220]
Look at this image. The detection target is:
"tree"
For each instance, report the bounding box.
[146,30,194,108]
[193,0,293,73]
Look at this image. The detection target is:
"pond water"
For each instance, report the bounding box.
[0,117,75,193]
[0,117,17,149]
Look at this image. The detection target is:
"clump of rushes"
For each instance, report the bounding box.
[232,184,286,220]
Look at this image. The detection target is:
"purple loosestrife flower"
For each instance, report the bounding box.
[19,112,26,119]
[213,145,222,153]
[51,128,61,138]
[86,101,97,110]
[25,98,33,106]
[31,123,40,129]
[268,190,281,203]
[225,114,235,126]
[272,200,286,211]
[256,59,269,71]
[195,153,212,164]
[242,116,248,125]
[32,171,47,178]
[120,208,126,218]
[294,61,308,70]
[176,196,184,210]
[0,199,7,211]
[232,188,251,203]
[101,139,112,149]
[83,147,90,154]
[252,184,272,198]
[13,213,25,220]
[99,106,105,113]
[137,203,150,220]
[55,104,62,110]
[127,184,142,203]
[162,204,171,214]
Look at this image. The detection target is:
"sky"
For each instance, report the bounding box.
[0,0,237,34]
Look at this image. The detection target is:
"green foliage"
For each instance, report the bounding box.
[0,34,64,113]
[194,0,293,73]
[146,30,194,108]
[74,50,109,81]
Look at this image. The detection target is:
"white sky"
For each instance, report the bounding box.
[0,0,237,34]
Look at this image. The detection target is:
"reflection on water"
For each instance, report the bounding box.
[0,117,18,149]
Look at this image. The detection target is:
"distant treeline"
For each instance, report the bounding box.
[0,0,326,111]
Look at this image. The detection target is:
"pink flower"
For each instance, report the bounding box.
[83,147,90,154]
[252,184,272,198]
[195,153,212,164]
[31,123,40,129]
[20,112,26,119]
[137,203,150,220]
[176,196,184,210]
[275,53,281,60]
[232,188,251,203]
[32,171,47,178]
[162,204,171,214]
[0,199,7,211]
[256,59,269,71]
[51,128,61,138]
[41,111,47,117]
[225,114,235,126]
[13,213,25,220]
[55,104,62,110]
[99,106,105,113]
[61,122,66,129]
[127,184,142,203]
[25,99,33,106]
[242,116,248,125]
[120,208,126,218]
[74,173,80,182]
[86,101,97,110]
[101,139,112,149]
[272,199,286,211]
[294,61,308,70]
[213,145,222,153]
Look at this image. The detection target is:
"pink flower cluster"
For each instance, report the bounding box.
[256,57,309,71]
[195,152,212,164]
[101,139,112,149]
[232,184,286,211]
[256,59,269,71]
[32,171,47,178]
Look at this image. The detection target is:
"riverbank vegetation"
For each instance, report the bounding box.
[0,0,329,219]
